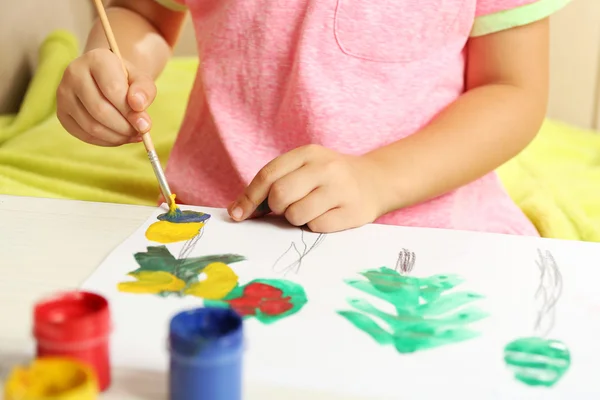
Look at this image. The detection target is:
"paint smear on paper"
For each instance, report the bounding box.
[158,210,211,223]
[338,267,487,353]
[145,209,211,244]
[117,246,245,299]
[145,221,206,243]
[504,337,571,387]
[205,279,308,324]
[118,271,186,294]
[184,262,238,300]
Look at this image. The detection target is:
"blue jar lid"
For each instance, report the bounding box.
[169,307,243,359]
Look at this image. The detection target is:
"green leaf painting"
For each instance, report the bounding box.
[338,267,488,353]
[504,337,571,387]
[118,245,246,299]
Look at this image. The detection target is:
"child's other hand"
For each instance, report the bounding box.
[228,145,386,233]
[56,48,156,147]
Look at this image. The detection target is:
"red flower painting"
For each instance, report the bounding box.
[205,279,307,324]
[227,282,294,316]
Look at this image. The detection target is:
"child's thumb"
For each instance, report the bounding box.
[126,69,157,113]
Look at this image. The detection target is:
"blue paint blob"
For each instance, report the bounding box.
[169,307,243,400]
[158,210,211,223]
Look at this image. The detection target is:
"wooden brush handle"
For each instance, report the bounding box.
[90,0,155,152]
[91,0,127,75]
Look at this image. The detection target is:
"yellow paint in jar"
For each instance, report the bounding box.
[4,357,98,400]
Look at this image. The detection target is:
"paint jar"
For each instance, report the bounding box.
[33,291,111,392]
[169,307,244,400]
[4,357,98,400]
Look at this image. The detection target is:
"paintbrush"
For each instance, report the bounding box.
[91,0,179,216]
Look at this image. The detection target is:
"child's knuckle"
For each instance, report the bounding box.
[306,220,322,233]
[269,181,286,202]
[87,48,107,64]
[257,164,276,183]
[284,207,304,226]
[62,65,81,86]
[88,123,105,137]
[323,159,343,175]
[92,102,110,120]
[104,82,124,99]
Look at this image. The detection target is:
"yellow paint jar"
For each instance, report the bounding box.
[4,357,98,400]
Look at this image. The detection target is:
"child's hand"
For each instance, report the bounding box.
[228,145,386,233]
[56,48,156,147]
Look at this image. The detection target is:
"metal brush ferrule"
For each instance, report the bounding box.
[147,150,173,206]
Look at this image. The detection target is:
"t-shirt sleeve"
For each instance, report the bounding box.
[470,0,571,37]
[153,0,187,12]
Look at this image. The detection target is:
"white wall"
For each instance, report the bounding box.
[547,0,600,130]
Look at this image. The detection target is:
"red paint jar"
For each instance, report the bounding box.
[33,290,111,392]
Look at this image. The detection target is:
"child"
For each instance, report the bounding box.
[56,0,569,234]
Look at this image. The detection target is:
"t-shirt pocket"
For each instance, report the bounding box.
[333,0,471,63]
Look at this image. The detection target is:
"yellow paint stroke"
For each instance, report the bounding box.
[117,271,186,294]
[169,193,180,214]
[145,221,205,243]
[185,262,238,300]
[4,357,97,400]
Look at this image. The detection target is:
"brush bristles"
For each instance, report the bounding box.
[167,206,182,219]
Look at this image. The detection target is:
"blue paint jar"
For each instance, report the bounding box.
[169,307,243,400]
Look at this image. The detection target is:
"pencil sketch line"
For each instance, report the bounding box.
[271,228,326,276]
[300,229,308,259]
[394,248,416,275]
[173,222,207,278]
[533,249,563,338]
[543,251,563,334]
[533,254,549,333]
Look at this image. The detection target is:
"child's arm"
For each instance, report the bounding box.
[85,0,187,79]
[368,18,550,214]
[56,0,186,146]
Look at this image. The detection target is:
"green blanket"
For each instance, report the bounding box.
[497,119,600,242]
[1,30,599,242]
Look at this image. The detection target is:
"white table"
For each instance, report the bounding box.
[0,194,373,400]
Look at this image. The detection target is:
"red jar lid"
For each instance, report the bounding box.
[33,291,110,343]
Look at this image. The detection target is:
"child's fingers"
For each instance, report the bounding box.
[68,96,133,146]
[126,111,153,134]
[247,199,272,219]
[57,112,122,147]
[283,186,336,227]
[229,150,307,221]
[127,72,157,113]
[266,164,323,215]
[305,207,351,234]
[76,73,137,136]
[88,53,131,117]
[57,48,145,147]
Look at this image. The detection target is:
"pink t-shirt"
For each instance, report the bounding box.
[158,0,567,235]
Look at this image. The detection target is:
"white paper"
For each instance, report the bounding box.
[81,204,600,399]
